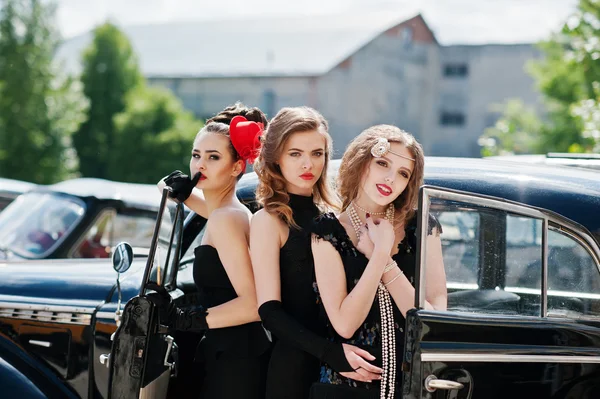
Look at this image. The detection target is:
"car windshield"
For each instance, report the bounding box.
[0,192,85,258]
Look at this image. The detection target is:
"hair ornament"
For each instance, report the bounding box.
[370,137,415,162]
[230,115,264,167]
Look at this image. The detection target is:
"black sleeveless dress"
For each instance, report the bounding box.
[265,193,325,399]
[193,245,271,398]
[310,213,441,398]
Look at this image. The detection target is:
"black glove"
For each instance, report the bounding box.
[171,308,209,333]
[146,282,175,325]
[259,300,352,373]
[162,170,201,202]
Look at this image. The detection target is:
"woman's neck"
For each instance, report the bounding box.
[203,185,239,215]
[353,193,387,215]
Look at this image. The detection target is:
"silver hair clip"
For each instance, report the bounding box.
[370,137,415,161]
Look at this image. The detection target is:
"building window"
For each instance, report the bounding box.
[262,90,276,118]
[401,27,413,49]
[443,64,469,78]
[440,112,466,126]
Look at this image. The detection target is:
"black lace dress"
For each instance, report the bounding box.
[193,245,271,398]
[265,193,325,399]
[310,212,441,398]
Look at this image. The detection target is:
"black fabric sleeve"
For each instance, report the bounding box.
[259,300,353,373]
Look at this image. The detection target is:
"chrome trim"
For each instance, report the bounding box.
[421,352,600,363]
[29,340,52,348]
[505,286,600,300]
[0,303,94,325]
[541,217,548,317]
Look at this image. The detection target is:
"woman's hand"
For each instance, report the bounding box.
[355,224,375,259]
[366,217,395,255]
[338,343,383,382]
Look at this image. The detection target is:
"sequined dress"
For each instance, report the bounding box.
[310,212,440,398]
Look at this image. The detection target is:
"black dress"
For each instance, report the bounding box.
[265,193,325,399]
[193,245,271,398]
[310,213,441,399]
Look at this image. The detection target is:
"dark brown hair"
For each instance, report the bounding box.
[254,106,339,226]
[338,125,424,223]
[195,103,268,180]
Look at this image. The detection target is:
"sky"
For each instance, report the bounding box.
[55,0,579,45]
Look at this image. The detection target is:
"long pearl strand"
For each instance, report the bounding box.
[347,203,397,399]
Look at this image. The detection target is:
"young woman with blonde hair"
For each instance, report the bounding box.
[250,107,383,399]
[310,125,447,398]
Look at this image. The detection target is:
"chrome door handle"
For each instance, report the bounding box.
[99,354,110,368]
[163,335,175,369]
[424,375,464,392]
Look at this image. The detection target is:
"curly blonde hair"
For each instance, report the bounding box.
[254,107,339,226]
[338,125,424,224]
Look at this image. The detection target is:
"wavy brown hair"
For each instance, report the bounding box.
[254,106,339,227]
[338,125,424,224]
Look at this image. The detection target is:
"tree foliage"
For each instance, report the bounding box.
[479,100,543,156]
[0,0,87,183]
[74,22,142,178]
[108,85,201,183]
[484,0,600,155]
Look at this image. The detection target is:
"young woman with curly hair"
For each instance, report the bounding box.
[250,107,383,399]
[310,125,447,398]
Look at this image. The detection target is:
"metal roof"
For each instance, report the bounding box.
[38,178,162,210]
[56,11,419,78]
[0,178,36,197]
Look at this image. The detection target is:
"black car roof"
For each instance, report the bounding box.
[32,178,162,210]
[237,157,600,238]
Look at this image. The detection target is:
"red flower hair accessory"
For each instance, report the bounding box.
[229,115,264,168]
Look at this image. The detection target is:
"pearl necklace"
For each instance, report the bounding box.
[347,203,397,399]
[352,201,387,216]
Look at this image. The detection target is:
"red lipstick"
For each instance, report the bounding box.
[300,173,314,180]
[376,184,392,196]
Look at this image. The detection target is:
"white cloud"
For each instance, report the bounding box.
[55,0,579,44]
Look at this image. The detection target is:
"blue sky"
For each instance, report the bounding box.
[55,0,579,45]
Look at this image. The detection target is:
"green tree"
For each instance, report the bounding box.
[0,0,87,183]
[108,85,201,183]
[479,99,543,156]
[481,0,600,155]
[529,0,599,152]
[74,22,142,178]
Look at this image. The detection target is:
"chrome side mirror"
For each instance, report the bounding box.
[111,242,133,327]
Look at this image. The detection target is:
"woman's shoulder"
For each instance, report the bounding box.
[208,206,250,231]
[311,212,357,256]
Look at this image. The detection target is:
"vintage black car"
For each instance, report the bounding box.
[0,157,599,399]
[0,177,36,211]
[0,178,161,261]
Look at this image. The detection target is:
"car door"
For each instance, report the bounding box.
[402,186,600,399]
[108,189,184,399]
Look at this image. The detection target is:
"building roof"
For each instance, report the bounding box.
[56,11,425,78]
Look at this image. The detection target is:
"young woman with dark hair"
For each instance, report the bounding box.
[156,104,271,398]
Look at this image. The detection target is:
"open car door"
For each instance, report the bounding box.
[402,186,600,399]
[108,188,184,399]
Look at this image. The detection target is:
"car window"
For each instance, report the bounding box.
[72,209,156,258]
[428,198,543,316]
[0,192,85,258]
[546,228,600,318]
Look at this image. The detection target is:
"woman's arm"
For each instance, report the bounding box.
[382,233,447,315]
[250,211,382,380]
[202,209,260,328]
[312,237,389,339]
